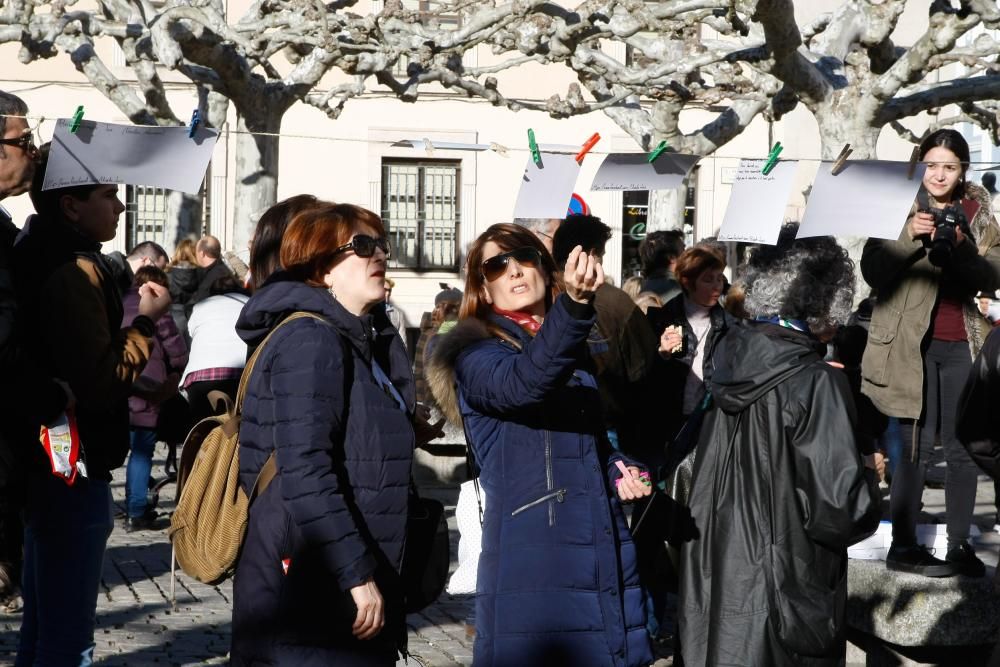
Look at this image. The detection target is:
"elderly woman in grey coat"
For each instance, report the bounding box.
[678,225,880,667]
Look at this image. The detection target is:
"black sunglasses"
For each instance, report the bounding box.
[331,234,391,259]
[0,133,36,153]
[481,247,542,282]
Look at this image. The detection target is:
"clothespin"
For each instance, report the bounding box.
[648,140,670,164]
[489,142,509,158]
[188,110,200,139]
[575,133,601,164]
[422,137,434,155]
[906,146,920,180]
[527,129,542,167]
[830,144,853,176]
[69,106,85,134]
[761,142,783,175]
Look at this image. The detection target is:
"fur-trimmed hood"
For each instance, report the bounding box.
[965,181,999,253]
[426,318,494,428]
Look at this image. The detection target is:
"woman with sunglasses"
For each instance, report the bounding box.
[232,203,414,666]
[428,223,653,667]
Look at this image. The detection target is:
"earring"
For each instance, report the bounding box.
[328,285,337,300]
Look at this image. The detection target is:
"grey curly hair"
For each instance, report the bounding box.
[738,224,855,337]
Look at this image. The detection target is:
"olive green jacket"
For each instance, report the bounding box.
[861,182,1000,419]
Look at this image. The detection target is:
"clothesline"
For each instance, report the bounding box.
[3,112,1000,168]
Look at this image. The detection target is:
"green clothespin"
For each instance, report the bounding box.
[527,129,541,166]
[647,140,669,163]
[762,142,783,175]
[69,106,85,134]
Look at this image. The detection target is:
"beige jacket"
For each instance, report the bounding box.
[861,182,1000,419]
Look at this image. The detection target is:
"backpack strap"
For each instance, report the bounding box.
[251,453,277,501]
[236,311,328,414]
[240,311,330,498]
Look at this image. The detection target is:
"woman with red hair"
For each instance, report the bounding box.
[233,203,414,666]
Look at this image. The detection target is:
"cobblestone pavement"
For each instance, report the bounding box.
[2,448,999,666]
[0,449,475,666]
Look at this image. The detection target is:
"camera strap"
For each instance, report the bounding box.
[916,187,931,212]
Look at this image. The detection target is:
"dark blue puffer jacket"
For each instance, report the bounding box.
[429,295,653,667]
[231,275,414,666]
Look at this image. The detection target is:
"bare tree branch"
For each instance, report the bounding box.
[879,75,1000,125]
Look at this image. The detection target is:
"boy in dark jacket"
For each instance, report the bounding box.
[13,144,171,665]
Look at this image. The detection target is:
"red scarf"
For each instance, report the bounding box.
[493,306,542,335]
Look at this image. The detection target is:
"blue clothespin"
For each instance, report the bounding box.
[527,129,542,167]
[761,142,783,175]
[647,140,669,164]
[188,110,200,139]
[69,106,85,134]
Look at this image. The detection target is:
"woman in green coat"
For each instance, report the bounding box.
[861,129,1000,578]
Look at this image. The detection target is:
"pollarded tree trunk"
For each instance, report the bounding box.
[816,111,882,161]
[647,188,687,234]
[165,191,204,248]
[232,110,283,252]
[814,109,886,306]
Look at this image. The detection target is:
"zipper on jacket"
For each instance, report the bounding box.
[545,430,555,526]
[511,488,567,516]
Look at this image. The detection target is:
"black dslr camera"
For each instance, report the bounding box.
[920,204,972,267]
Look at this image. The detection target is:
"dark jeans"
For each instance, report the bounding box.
[890,339,979,549]
[185,378,239,424]
[17,475,114,666]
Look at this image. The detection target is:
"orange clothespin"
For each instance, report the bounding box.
[575,133,601,164]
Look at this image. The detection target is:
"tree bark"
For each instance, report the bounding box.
[647,187,687,234]
[165,191,204,248]
[232,110,282,252]
[816,105,881,160]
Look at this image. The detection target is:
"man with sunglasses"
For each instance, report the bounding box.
[0,91,69,614]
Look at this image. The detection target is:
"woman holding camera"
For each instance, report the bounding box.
[862,129,1000,578]
[428,223,653,667]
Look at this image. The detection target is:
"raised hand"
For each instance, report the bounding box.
[563,245,605,304]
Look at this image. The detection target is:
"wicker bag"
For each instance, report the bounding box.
[169,312,323,584]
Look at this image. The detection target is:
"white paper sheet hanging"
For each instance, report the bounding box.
[797,160,927,239]
[589,153,701,191]
[717,159,798,245]
[43,118,220,194]
[511,152,581,219]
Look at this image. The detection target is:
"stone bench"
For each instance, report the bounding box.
[846,558,1000,664]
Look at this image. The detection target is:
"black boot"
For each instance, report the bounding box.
[945,542,987,577]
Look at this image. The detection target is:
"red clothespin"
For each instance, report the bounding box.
[575,133,601,164]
